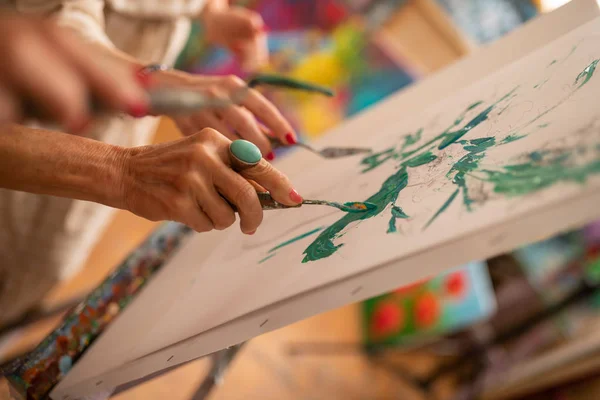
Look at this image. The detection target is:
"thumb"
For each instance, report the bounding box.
[238,159,302,207]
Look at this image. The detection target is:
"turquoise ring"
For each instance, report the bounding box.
[229,139,262,171]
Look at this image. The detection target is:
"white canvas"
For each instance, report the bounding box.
[52,6,600,399]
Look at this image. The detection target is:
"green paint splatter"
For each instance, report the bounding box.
[438,106,494,150]
[481,152,600,197]
[467,101,484,111]
[533,78,549,89]
[300,58,600,262]
[424,189,459,229]
[462,137,496,153]
[404,151,437,167]
[387,205,409,233]
[268,226,325,253]
[303,168,409,262]
[361,147,395,172]
[501,134,526,144]
[258,254,276,264]
[401,129,423,150]
[575,59,599,88]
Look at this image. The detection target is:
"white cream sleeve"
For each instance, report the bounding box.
[10,0,115,48]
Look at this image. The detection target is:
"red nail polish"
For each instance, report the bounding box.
[285,133,296,145]
[289,189,303,203]
[247,230,256,235]
[135,68,152,88]
[129,102,148,118]
[266,152,275,161]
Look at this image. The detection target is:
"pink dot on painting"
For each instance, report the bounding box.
[371,301,404,338]
[445,271,466,298]
[415,293,440,328]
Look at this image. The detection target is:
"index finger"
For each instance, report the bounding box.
[237,159,302,207]
[241,88,297,146]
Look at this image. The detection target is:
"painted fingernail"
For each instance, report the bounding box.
[129,102,148,118]
[285,133,296,145]
[266,152,275,161]
[289,189,303,203]
[247,230,256,235]
[135,68,152,88]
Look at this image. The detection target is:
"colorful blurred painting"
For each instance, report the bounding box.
[362,261,496,345]
[175,0,416,146]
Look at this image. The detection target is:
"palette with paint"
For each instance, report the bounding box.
[29,13,600,400]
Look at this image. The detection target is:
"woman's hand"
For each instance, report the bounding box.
[121,128,303,234]
[0,13,148,131]
[201,5,269,71]
[155,73,296,160]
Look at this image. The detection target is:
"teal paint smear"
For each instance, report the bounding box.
[548,60,557,67]
[268,226,325,253]
[501,134,526,144]
[303,168,409,263]
[575,59,599,88]
[391,205,409,218]
[258,253,276,264]
[387,205,409,233]
[404,151,437,167]
[424,189,459,229]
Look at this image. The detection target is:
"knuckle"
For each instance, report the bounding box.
[193,221,213,233]
[197,127,219,140]
[205,86,220,97]
[212,209,236,230]
[168,196,189,219]
[234,183,258,209]
[223,74,245,88]
[253,160,275,176]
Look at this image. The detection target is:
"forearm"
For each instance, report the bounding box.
[0,124,126,208]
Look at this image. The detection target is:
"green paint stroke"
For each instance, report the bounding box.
[462,137,496,153]
[258,253,276,264]
[303,168,409,263]
[438,105,495,150]
[303,58,599,261]
[482,151,600,197]
[467,101,484,111]
[575,59,599,88]
[404,151,437,168]
[268,226,325,254]
[424,189,459,229]
[361,147,395,172]
[387,205,409,233]
[401,128,423,150]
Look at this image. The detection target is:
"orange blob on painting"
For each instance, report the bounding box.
[445,271,467,298]
[370,301,405,339]
[415,293,440,328]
